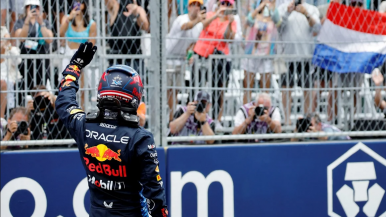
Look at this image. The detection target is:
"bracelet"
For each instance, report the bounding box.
[200,120,207,125]
[41,23,46,28]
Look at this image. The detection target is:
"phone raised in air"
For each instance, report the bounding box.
[224,9,237,15]
[294,0,302,6]
[201,5,206,12]
[73,1,81,11]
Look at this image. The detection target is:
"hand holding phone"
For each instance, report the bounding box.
[296,118,311,133]
[224,9,237,15]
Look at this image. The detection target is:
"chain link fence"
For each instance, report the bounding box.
[1,0,386,148]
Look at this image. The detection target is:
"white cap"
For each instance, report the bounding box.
[24,0,41,7]
[380,1,386,13]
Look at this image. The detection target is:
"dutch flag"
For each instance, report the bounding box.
[312,2,386,74]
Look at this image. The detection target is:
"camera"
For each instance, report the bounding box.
[195,101,207,113]
[294,0,302,6]
[254,105,267,117]
[296,118,311,133]
[34,95,51,112]
[13,121,29,138]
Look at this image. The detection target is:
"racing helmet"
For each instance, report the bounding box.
[97,65,143,112]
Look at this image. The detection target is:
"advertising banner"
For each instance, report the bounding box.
[167,141,386,217]
[2,141,386,217]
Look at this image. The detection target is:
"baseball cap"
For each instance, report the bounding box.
[221,0,235,5]
[380,1,386,12]
[194,91,211,102]
[188,0,204,5]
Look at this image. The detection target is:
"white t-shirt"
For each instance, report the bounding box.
[234,107,281,127]
[166,14,203,66]
[277,2,320,59]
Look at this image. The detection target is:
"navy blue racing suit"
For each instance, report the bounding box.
[55,64,168,217]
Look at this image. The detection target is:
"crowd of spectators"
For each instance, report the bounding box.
[0,0,385,148]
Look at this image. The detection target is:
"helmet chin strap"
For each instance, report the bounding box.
[86,97,140,127]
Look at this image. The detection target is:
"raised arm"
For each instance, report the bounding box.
[55,42,97,140]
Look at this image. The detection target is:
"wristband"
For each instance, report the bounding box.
[41,23,46,28]
[7,128,12,134]
[200,120,207,126]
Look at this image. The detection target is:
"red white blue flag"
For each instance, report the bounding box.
[312,2,386,73]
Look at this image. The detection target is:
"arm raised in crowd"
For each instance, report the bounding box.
[201,8,226,29]
[181,10,205,30]
[123,0,149,32]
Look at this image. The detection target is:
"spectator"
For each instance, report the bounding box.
[232,93,282,139]
[169,91,216,144]
[28,85,70,140]
[291,113,350,141]
[1,0,24,39]
[14,0,53,102]
[59,0,96,108]
[1,26,22,121]
[166,0,205,121]
[137,101,146,127]
[106,0,149,73]
[277,0,321,125]
[242,0,280,104]
[1,107,30,150]
[327,0,365,122]
[372,69,386,115]
[193,0,236,129]
[380,1,386,13]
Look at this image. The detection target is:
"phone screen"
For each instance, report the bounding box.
[30,5,37,10]
[224,9,237,15]
[73,2,81,10]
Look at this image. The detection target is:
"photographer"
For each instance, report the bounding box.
[29,85,70,140]
[291,113,350,141]
[1,107,30,150]
[169,91,215,144]
[232,93,282,138]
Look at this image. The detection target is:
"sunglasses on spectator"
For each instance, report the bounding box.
[221,1,232,6]
[350,2,363,7]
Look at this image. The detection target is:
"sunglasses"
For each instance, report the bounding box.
[221,1,232,6]
[350,2,363,7]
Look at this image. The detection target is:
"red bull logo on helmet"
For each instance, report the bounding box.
[85,144,121,162]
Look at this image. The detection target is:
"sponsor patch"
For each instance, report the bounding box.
[157,174,162,181]
[70,108,84,115]
[155,165,159,173]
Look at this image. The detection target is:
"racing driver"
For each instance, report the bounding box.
[56,42,168,217]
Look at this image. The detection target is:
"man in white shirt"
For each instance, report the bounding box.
[232,93,282,141]
[277,0,321,125]
[166,0,205,122]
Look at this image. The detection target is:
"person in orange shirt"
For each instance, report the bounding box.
[137,101,146,127]
[192,0,237,129]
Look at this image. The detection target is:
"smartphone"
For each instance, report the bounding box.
[201,5,206,12]
[296,118,311,133]
[224,9,237,15]
[30,5,37,11]
[294,0,302,6]
[73,1,81,11]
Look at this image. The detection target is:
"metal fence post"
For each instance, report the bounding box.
[149,0,163,146]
